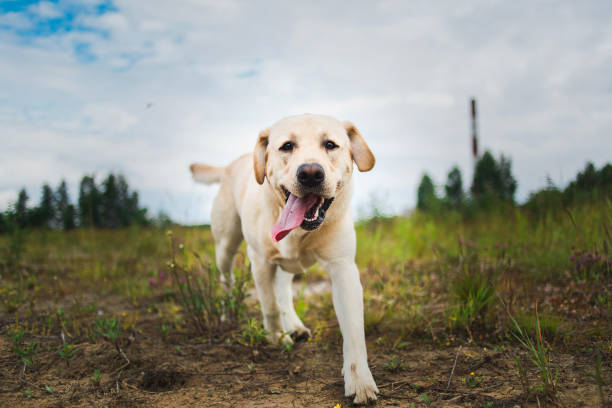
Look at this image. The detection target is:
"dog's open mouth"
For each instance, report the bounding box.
[271,187,334,242]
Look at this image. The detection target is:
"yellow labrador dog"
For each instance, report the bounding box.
[190,114,378,403]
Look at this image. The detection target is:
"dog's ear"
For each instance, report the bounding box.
[253,128,270,184]
[344,121,375,172]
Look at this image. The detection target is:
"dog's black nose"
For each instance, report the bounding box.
[297,163,325,187]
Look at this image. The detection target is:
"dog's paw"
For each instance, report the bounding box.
[266,331,294,346]
[281,314,312,341]
[289,325,312,342]
[344,362,378,405]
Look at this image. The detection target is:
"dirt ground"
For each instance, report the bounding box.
[1,291,608,408]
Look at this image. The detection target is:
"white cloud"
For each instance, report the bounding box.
[0,11,33,30]
[0,1,611,223]
[28,1,62,19]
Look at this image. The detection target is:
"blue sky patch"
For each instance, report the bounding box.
[0,0,117,64]
[0,0,48,14]
[74,41,95,63]
[0,0,116,38]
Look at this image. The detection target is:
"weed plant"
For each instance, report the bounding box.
[447,238,500,338]
[166,231,250,338]
[510,306,558,402]
[91,369,101,387]
[94,316,130,372]
[57,343,78,366]
[240,317,268,348]
[8,328,39,374]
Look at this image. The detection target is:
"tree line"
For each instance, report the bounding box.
[417,150,611,214]
[0,174,150,233]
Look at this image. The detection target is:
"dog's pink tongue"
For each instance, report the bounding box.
[272,193,318,242]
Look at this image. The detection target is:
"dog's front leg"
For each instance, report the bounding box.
[326,259,378,404]
[247,246,292,345]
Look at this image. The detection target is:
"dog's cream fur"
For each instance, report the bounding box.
[190,114,378,403]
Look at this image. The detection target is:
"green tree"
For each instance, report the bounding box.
[78,176,101,228]
[563,162,612,203]
[471,151,517,204]
[498,155,517,201]
[0,211,6,234]
[101,174,120,228]
[33,184,56,228]
[15,189,29,228]
[117,175,148,226]
[64,205,77,230]
[417,173,439,211]
[55,180,76,230]
[444,166,464,208]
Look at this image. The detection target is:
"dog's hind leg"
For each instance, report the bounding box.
[275,268,311,340]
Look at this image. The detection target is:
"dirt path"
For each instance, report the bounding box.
[1,310,607,408]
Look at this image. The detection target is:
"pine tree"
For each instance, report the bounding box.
[498,155,517,201]
[15,188,29,228]
[0,211,6,234]
[101,174,120,228]
[444,166,464,208]
[35,184,56,228]
[471,150,517,204]
[417,173,439,211]
[563,162,612,203]
[63,205,77,230]
[56,180,76,230]
[78,175,101,228]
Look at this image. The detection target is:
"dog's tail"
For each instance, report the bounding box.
[189,163,225,185]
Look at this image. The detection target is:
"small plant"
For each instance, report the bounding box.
[94,317,129,372]
[161,324,173,336]
[569,246,611,281]
[23,387,32,399]
[58,343,78,365]
[8,328,25,348]
[94,317,121,344]
[240,317,268,348]
[384,355,400,372]
[510,306,557,402]
[447,237,497,338]
[418,393,430,404]
[16,342,39,370]
[165,231,251,337]
[514,356,530,396]
[463,371,483,388]
[9,328,39,373]
[448,271,495,337]
[91,369,101,386]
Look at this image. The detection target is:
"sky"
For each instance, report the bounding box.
[1,0,611,224]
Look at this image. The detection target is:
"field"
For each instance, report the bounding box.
[1,202,610,407]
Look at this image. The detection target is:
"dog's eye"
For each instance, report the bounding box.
[279,142,294,152]
[324,141,338,150]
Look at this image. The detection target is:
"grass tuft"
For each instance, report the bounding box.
[510,305,558,402]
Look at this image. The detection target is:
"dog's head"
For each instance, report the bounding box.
[254,114,375,241]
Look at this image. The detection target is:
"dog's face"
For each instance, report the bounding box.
[254,114,374,239]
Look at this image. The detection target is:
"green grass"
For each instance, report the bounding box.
[356,200,611,280]
[510,307,558,402]
[0,200,610,405]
